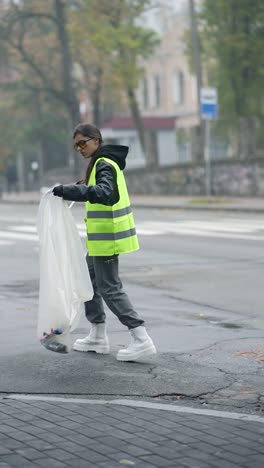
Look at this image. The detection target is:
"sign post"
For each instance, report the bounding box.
[200,88,218,197]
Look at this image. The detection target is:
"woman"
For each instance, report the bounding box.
[53,123,156,361]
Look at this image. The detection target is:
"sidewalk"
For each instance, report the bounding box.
[0,396,263,468]
[1,190,264,213]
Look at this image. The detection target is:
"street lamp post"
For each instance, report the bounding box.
[200,87,218,197]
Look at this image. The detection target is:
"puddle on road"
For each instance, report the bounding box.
[208,320,243,329]
[195,314,243,329]
[219,322,243,329]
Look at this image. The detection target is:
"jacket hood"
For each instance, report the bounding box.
[93,144,128,170]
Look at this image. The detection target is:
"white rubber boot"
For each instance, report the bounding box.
[116,326,157,362]
[73,323,110,354]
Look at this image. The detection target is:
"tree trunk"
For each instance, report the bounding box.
[239,116,256,159]
[126,86,145,148]
[92,67,103,127]
[16,152,26,192]
[238,13,255,160]
[189,0,205,163]
[54,0,80,122]
[54,0,81,175]
[126,86,155,166]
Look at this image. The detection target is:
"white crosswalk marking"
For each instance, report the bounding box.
[0,240,13,246]
[0,231,38,242]
[0,219,264,246]
[10,226,37,233]
[136,221,264,240]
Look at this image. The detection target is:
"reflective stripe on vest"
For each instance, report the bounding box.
[88,228,136,241]
[85,157,139,256]
[87,205,132,219]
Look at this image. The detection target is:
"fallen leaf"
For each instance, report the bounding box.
[237,349,264,363]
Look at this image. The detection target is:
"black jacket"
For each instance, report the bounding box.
[62,145,128,205]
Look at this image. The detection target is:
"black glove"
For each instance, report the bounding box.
[52,185,64,197]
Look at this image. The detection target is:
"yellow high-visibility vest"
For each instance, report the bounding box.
[84,157,139,256]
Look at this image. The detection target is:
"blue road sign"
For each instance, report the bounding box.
[200,88,218,120]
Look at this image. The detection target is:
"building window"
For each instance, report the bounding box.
[142,78,148,109]
[153,75,160,108]
[173,70,185,105]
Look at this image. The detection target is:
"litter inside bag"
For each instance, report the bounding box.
[36,190,92,353]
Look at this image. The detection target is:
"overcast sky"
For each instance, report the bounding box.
[141,0,189,34]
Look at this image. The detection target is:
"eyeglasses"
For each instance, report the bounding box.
[73,138,93,151]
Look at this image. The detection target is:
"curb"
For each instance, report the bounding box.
[1,196,264,214]
[4,394,264,423]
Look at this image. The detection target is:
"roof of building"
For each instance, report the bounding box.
[102,116,176,130]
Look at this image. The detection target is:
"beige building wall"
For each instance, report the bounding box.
[138,15,199,128]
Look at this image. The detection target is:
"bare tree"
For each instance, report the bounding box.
[0,0,82,173]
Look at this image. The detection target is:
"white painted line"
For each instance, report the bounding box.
[0,231,39,242]
[137,229,164,235]
[1,227,86,242]
[10,225,87,238]
[0,216,36,223]
[0,240,14,246]
[5,395,264,424]
[155,227,264,241]
[134,221,264,239]
[174,220,264,233]
[4,222,264,241]
[10,226,37,233]
[136,226,264,240]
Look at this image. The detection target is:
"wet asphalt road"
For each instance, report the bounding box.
[0,202,263,413]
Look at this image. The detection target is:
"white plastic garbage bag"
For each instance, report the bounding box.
[36,190,92,353]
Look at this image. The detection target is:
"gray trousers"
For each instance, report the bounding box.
[84,254,144,329]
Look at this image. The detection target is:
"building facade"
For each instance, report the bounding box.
[101,4,199,168]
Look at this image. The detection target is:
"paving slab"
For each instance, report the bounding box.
[0,397,263,468]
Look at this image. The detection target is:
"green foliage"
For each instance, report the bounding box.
[0,0,76,171]
[0,78,69,171]
[69,0,159,99]
[0,0,159,171]
[200,0,264,120]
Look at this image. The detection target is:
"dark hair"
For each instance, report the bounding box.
[73,123,103,183]
[73,123,103,143]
